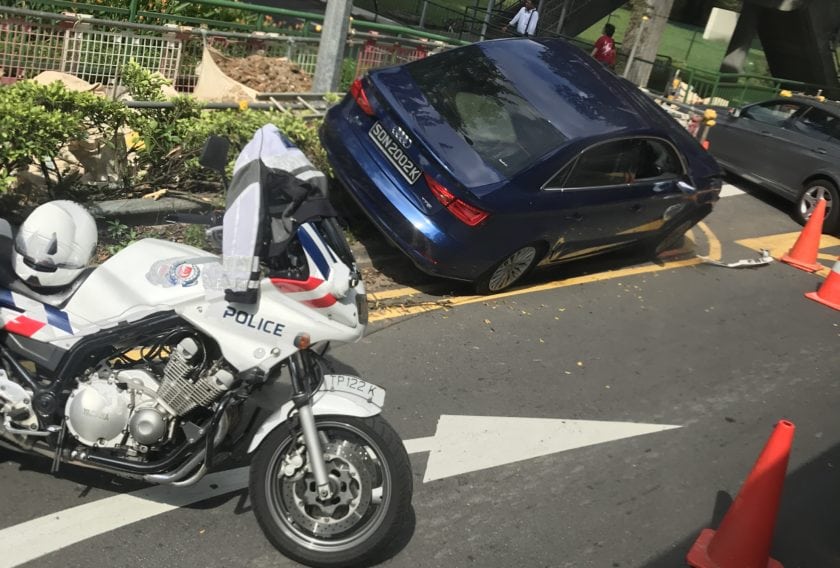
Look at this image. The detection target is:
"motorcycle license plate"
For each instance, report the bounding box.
[322,374,386,407]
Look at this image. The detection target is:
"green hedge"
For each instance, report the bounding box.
[0,63,325,220]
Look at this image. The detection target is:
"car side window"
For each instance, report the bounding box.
[634,139,684,180]
[563,139,640,188]
[544,161,575,189]
[787,108,840,140]
[741,102,803,127]
[559,138,682,189]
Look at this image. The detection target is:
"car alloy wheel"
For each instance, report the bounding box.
[797,180,839,234]
[475,244,541,294]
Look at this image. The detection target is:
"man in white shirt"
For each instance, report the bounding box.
[502,0,539,37]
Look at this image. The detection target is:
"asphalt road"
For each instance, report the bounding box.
[1,178,839,568]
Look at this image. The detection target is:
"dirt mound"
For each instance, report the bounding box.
[213,51,313,93]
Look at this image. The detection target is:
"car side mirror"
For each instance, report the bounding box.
[200,135,230,173]
[729,108,741,118]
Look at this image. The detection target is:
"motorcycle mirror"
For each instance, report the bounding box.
[200,135,230,173]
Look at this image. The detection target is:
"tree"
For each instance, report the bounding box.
[621,0,675,87]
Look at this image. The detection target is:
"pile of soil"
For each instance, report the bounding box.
[213,52,313,93]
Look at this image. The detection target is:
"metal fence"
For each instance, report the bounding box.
[62,23,183,85]
[354,36,431,79]
[1,14,67,84]
[0,6,448,92]
[671,66,840,107]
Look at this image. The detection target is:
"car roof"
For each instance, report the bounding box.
[474,38,672,140]
[761,96,840,115]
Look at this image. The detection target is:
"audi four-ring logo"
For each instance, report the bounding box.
[391,126,412,149]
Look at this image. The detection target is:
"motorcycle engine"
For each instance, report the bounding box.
[65,337,235,451]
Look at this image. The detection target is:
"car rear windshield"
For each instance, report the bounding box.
[406,45,566,177]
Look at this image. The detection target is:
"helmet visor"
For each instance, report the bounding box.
[14,230,91,271]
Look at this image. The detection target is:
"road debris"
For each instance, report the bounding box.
[698,249,774,268]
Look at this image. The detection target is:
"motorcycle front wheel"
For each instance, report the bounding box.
[249,415,413,568]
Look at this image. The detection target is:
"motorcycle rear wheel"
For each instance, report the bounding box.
[249,415,412,568]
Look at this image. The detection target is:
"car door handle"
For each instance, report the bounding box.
[565,212,584,221]
[630,203,643,212]
[813,148,828,155]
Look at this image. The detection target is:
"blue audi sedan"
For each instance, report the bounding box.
[321,38,722,293]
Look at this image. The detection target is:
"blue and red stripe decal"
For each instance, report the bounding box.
[45,305,73,334]
[0,288,73,337]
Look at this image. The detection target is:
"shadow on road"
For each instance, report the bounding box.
[723,173,798,220]
[642,440,840,567]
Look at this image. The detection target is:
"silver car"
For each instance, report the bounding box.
[707,96,840,233]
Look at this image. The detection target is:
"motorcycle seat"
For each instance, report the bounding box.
[0,218,94,308]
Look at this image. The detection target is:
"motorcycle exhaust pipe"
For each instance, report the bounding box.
[143,409,231,486]
[144,449,206,485]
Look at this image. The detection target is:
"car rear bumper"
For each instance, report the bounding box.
[320,110,490,282]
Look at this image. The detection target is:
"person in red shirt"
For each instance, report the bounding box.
[591,23,617,70]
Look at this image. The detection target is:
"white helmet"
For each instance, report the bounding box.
[13,201,98,288]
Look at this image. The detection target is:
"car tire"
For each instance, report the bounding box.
[795,179,840,234]
[474,243,544,295]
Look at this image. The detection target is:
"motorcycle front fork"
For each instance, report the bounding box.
[288,350,332,500]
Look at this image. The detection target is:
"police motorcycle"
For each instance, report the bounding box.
[0,125,412,567]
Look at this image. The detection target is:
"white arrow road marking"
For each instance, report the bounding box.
[421,415,681,482]
[0,416,679,568]
[0,466,249,568]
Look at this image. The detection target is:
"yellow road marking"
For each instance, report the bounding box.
[735,232,840,276]
[697,222,720,259]
[367,287,424,301]
[370,222,721,323]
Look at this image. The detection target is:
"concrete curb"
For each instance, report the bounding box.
[88,197,211,226]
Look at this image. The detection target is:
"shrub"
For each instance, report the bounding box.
[181,110,327,175]
[0,80,130,214]
[120,61,201,183]
[0,63,328,216]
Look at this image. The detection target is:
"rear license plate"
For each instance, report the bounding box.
[322,374,386,407]
[368,122,422,185]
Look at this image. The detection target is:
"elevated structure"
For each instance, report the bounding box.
[757,0,839,88]
[721,0,839,88]
[541,0,839,90]
[539,0,626,37]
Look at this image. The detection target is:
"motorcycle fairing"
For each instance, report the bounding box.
[1,228,362,375]
[247,381,382,453]
[223,124,329,300]
[0,288,78,340]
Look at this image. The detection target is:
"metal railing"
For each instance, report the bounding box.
[0,5,453,93]
[22,0,467,45]
[671,66,840,107]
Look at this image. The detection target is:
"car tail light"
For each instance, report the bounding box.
[350,78,374,116]
[424,173,490,227]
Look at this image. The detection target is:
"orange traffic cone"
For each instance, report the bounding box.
[686,420,795,568]
[781,198,826,272]
[805,257,840,311]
